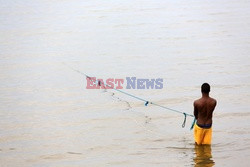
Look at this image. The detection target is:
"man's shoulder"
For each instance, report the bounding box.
[194,98,202,105]
[194,97,203,102]
[208,97,217,107]
[209,97,217,103]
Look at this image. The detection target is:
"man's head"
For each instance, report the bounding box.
[201,83,210,94]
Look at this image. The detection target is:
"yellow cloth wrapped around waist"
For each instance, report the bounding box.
[194,123,212,145]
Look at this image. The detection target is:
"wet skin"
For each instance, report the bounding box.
[194,93,217,125]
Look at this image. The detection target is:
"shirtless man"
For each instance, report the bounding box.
[193,83,217,145]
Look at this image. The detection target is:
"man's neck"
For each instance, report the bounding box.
[202,93,209,98]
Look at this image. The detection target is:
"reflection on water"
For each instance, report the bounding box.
[194,145,214,167]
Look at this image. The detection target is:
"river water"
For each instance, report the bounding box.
[1,0,250,166]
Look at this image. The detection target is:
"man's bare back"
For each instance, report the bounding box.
[194,96,216,125]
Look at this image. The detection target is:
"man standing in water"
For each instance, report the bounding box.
[194,83,217,145]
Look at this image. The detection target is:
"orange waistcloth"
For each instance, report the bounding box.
[194,123,212,145]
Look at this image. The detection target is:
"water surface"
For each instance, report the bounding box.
[0,0,250,166]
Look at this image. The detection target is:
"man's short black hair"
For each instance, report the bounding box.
[201,83,210,94]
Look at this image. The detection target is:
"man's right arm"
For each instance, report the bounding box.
[193,101,198,119]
